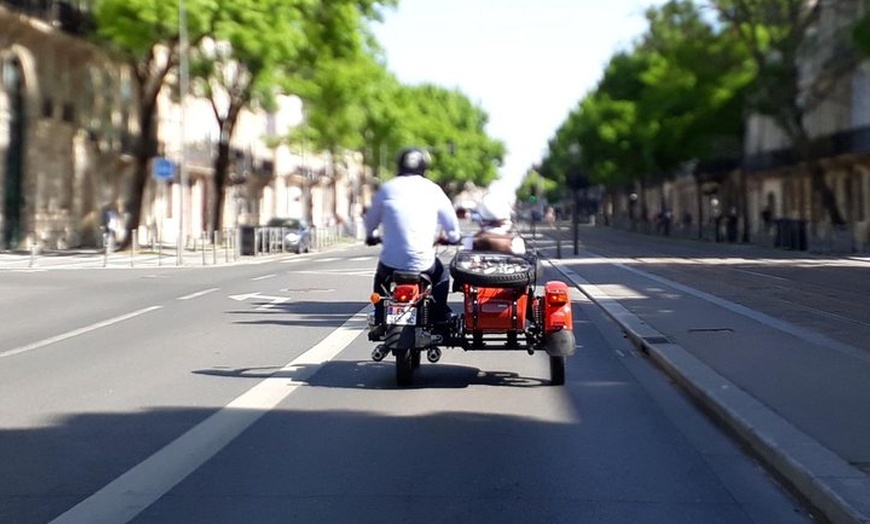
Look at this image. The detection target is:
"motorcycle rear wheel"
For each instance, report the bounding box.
[386,325,415,386]
[396,348,414,386]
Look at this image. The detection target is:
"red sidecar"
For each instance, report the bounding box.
[369,251,576,386]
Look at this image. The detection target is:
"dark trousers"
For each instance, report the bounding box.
[373,259,450,324]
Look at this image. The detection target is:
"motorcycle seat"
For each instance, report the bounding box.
[392,270,430,285]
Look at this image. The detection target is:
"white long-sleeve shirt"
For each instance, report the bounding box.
[364,174,461,271]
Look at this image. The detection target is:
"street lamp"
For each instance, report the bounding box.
[568,143,582,255]
[177,0,190,265]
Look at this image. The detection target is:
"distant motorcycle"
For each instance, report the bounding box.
[367,239,576,386]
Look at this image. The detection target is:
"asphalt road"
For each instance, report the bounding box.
[0,242,814,523]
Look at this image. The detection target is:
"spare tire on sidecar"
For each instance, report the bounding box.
[449,250,536,289]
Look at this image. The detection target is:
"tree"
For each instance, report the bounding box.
[709,0,864,226]
[397,83,505,193]
[188,0,311,234]
[541,1,751,227]
[193,0,396,232]
[92,0,212,248]
[294,72,505,199]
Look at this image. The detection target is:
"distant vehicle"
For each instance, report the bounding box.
[266,217,311,254]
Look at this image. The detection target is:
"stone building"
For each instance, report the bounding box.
[1,1,135,250]
[0,2,368,251]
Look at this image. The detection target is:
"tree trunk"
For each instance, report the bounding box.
[740,169,751,243]
[695,174,703,240]
[121,95,158,250]
[809,161,846,227]
[210,138,232,236]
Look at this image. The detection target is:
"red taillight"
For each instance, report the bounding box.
[393,284,419,303]
[546,289,569,306]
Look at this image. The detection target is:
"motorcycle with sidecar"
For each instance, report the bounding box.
[367,248,576,387]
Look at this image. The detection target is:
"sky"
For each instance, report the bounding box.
[371,0,668,194]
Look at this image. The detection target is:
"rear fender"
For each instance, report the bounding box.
[543,281,573,333]
[385,325,416,355]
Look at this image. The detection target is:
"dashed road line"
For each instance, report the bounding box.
[0,306,163,359]
[177,288,220,301]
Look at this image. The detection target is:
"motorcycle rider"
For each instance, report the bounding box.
[364,147,462,339]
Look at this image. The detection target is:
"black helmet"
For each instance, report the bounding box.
[396,147,430,176]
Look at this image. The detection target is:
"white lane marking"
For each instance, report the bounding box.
[251,274,276,281]
[177,288,219,301]
[732,268,789,281]
[317,257,340,263]
[349,256,373,261]
[256,297,291,311]
[228,292,289,303]
[296,269,374,277]
[0,306,163,360]
[49,310,368,524]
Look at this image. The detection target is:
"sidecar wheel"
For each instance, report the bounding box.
[549,356,566,386]
[396,348,414,386]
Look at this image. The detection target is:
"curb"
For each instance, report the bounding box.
[546,257,870,524]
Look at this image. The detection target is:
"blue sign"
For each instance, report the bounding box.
[152,157,175,181]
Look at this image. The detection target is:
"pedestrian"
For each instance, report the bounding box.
[463,192,526,255]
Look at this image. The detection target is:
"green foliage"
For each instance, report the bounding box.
[516,170,557,202]
[855,13,870,56]
[395,83,505,191]
[709,0,862,129]
[541,0,751,195]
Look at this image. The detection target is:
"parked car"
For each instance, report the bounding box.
[266,218,311,254]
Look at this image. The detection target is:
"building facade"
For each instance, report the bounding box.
[0,2,367,252]
[605,1,870,253]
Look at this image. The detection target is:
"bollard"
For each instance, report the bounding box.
[556,222,562,259]
[213,231,218,265]
[29,242,37,268]
[130,231,135,267]
[200,234,206,265]
[103,232,110,267]
[158,241,162,267]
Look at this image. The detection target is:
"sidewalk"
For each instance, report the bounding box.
[532,223,870,524]
[0,238,360,271]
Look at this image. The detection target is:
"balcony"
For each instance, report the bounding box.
[1,0,94,36]
[742,124,870,173]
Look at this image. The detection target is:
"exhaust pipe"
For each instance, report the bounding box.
[371,344,388,362]
[426,347,442,363]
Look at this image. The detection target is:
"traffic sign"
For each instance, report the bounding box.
[152,157,175,181]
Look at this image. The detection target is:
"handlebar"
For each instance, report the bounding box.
[366,235,460,247]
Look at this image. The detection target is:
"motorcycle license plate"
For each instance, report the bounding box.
[386,305,417,326]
